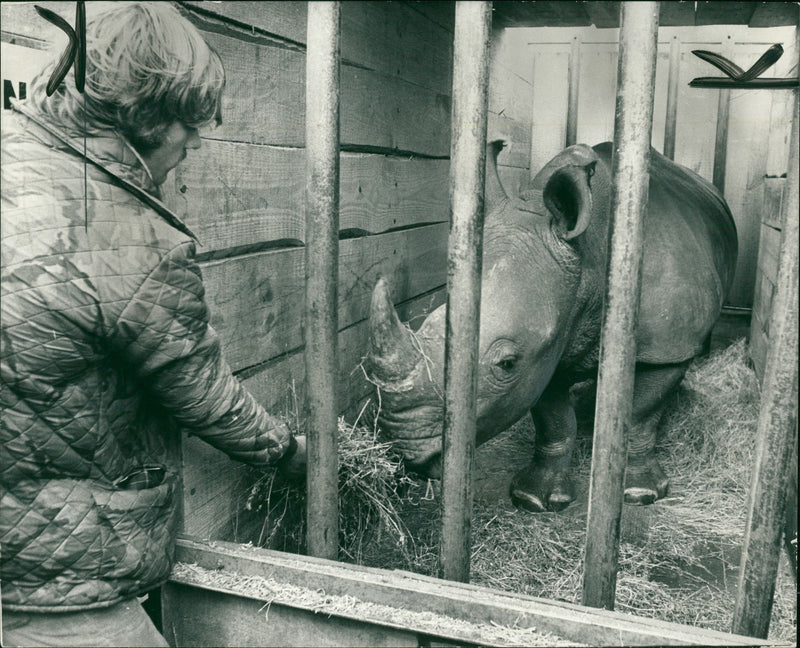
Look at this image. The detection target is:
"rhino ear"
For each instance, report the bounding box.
[543,160,596,241]
[485,139,509,215]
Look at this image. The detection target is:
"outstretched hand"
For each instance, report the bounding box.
[277,434,307,479]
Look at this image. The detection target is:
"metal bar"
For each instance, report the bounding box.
[304,0,340,561]
[566,34,582,147]
[731,65,799,638]
[439,0,492,584]
[663,35,680,160]
[582,1,659,611]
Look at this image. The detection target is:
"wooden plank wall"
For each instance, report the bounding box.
[525,24,797,312]
[167,1,455,541]
[1,1,535,543]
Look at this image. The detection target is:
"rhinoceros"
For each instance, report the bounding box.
[364,140,737,512]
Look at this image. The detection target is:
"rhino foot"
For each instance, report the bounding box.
[624,457,669,505]
[510,463,574,512]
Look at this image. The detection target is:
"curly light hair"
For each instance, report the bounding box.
[28,1,224,153]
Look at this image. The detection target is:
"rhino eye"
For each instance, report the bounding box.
[497,356,517,372]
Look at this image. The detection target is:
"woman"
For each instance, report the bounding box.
[1,3,305,645]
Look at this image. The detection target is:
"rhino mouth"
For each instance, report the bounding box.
[405,452,442,480]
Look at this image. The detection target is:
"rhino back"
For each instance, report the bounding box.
[592,142,738,364]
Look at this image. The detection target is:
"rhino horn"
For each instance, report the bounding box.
[364,277,423,389]
[485,139,509,215]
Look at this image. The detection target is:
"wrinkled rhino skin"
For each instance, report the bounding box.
[365,140,737,512]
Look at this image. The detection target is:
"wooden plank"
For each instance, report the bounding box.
[163,583,418,648]
[404,1,455,34]
[695,2,758,26]
[340,65,451,156]
[181,288,444,542]
[766,90,795,178]
[184,0,457,95]
[489,27,535,85]
[170,537,772,647]
[339,1,452,93]
[659,2,696,27]
[762,177,785,230]
[674,40,722,182]
[182,1,308,44]
[748,307,769,382]
[713,88,731,193]
[530,48,570,174]
[749,2,800,27]
[195,30,306,148]
[163,143,449,252]
[722,79,774,307]
[201,224,448,373]
[752,266,776,340]
[180,28,450,156]
[653,38,676,155]
[576,43,618,147]
[732,80,798,636]
[757,223,782,287]
[488,31,534,131]
[494,1,592,28]
[584,2,620,29]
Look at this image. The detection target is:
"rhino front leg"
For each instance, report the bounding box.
[625,361,690,505]
[510,379,576,512]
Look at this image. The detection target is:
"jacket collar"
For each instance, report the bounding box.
[9,100,199,241]
[10,100,159,196]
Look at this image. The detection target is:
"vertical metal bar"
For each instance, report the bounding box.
[731,73,799,638]
[663,35,680,160]
[566,34,581,147]
[439,0,492,584]
[582,1,659,610]
[304,0,340,561]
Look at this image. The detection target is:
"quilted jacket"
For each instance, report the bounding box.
[1,105,294,611]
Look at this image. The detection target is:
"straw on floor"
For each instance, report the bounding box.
[246,339,797,643]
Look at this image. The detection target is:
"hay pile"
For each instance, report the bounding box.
[244,401,415,564]
[247,340,797,643]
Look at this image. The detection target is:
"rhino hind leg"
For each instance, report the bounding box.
[510,380,576,512]
[625,361,690,505]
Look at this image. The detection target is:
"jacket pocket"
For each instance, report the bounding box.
[92,473,180,582]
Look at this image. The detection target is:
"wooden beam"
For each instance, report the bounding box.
[582,1,659,611]
[695,1,758,26]
[584,1,621,29]
[713,87,731,193]
[749,2,800,27]
[659,2,696,27]
[167,537,775,647]
[732,60,799,639]
[165,143,450,253]
[304,0,341,560]
[439,0,491,584]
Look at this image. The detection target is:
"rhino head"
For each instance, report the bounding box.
[364,140,611,478]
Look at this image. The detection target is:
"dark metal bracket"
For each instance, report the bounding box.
[690,43,798,89]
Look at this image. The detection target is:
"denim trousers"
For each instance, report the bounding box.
[1,598,169,647]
